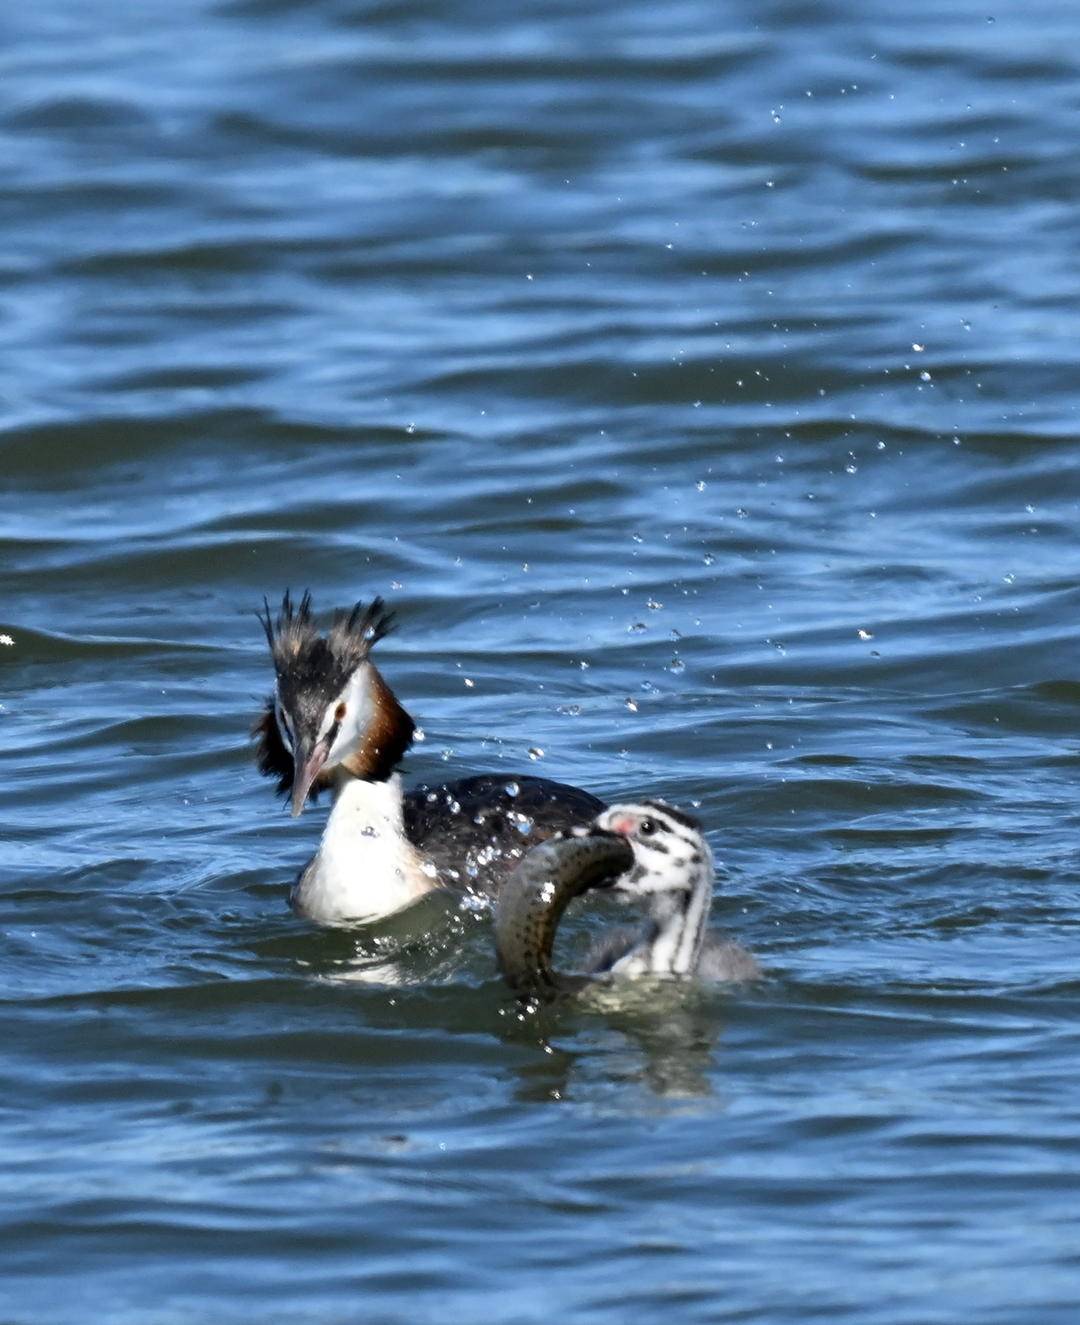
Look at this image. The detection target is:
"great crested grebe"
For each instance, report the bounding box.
[254,591,604,925]
[494,800,760,997]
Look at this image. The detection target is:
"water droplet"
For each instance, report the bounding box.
[736,507,749,519]
[361,825,378,838]
[919,370,932,382]
[646,598,663,610]
[703,552,715,566]
[390,580,404,590]
[528,747,544,761]
[421,860,439,879]
[912,343,925,352]
[414,726,426,742]
[667,658,685,674]
[556,704,582,716]
[504,781,520,798]
[695,479,706,492]
[464,678,475,688]
[625,698,639,712]
[857,628,874,641]
[627,622,647,634]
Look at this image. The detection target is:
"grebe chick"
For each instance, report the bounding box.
[253,591,604,925]
[589,800,760,982]
[493,802,759,998]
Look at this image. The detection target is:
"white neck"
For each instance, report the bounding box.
[612,864,713,978]
[289,773,436,925]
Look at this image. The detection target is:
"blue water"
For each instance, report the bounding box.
[4,1,1080,1320]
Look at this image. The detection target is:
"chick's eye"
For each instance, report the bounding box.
[639,818,657,837]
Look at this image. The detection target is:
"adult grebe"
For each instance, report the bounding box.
[254,591,604,925]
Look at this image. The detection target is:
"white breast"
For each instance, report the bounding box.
[290,774,435,925]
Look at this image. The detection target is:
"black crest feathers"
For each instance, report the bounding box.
[253,699,293,794]
[257,589,396,681]
[253,590,405,796]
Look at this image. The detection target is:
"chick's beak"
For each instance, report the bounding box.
[290,738,330,817]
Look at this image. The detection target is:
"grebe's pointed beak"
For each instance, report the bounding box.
[290,738,329,817]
